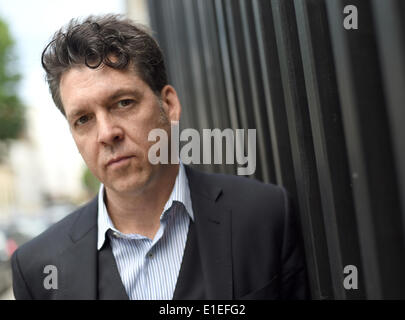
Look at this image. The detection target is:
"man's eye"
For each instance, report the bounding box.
[75,115,90,126]
[118,99,134,108]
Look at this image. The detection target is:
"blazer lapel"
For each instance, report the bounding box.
[185,166,233,299]
[56,197,98,300]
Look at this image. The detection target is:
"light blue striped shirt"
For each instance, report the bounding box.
[97,163,194,300]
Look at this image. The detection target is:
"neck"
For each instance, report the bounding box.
[104,163,179,239]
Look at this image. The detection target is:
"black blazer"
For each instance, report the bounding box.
[11,166,309,299]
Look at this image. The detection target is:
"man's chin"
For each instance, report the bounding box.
[102,164,163,195]
[106,181,142,195]
[104,174,152,195]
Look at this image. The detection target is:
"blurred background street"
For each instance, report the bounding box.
[0,0,148,299]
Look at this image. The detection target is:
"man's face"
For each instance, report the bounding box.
[60,64,180,195]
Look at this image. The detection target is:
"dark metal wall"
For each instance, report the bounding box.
[147,0,405,299]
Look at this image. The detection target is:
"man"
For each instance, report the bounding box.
[11,14,309,300]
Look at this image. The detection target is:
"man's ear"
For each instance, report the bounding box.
[160,85,181,122]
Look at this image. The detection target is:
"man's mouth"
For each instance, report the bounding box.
[106,155,134,167]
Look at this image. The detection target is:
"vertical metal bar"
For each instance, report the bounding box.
[196,0,230,129]
[251,0,282,185]
[251,0,298,193]
[213,0,244,176]
[294,0,364,300]
[222,0,264,180]
[222,0,251,132]
[325,0,381,299]
[181,0,220,174]
[181,0,212,131]
[237,0,273,183]
[294,0,344,299]
[161,0,197,130]
[271,0,333,299]
[326,0,405,299]
[214,0,240,132]
[251,0,295,188]
[372,0,405,248]
[196,0,233,174]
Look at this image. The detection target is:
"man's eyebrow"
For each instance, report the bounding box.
[67,109,86,123]
[108,88,143,101]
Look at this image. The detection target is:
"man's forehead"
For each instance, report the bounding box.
[61,65,144,99]
[60,64,140,86]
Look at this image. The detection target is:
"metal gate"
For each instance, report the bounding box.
[147,0,405,299]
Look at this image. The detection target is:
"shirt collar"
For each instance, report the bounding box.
[97,163,194,250]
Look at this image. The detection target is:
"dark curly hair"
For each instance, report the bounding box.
[41,14,168,116]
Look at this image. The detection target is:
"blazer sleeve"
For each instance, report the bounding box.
[279,187,311,300]
[11,248,34,300]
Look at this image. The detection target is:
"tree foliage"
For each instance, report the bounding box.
[0,17,25,142]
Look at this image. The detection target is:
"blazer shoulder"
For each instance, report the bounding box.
[186,165,283,195]
[186,166,287,224]
[194,168,285,208]
[218,173,286,222]
[211,171,283,196]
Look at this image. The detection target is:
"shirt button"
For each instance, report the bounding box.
[147,252,153,258]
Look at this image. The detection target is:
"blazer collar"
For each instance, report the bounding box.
[69,196,98,243]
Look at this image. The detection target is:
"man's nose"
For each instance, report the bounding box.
[96,114,124,145]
